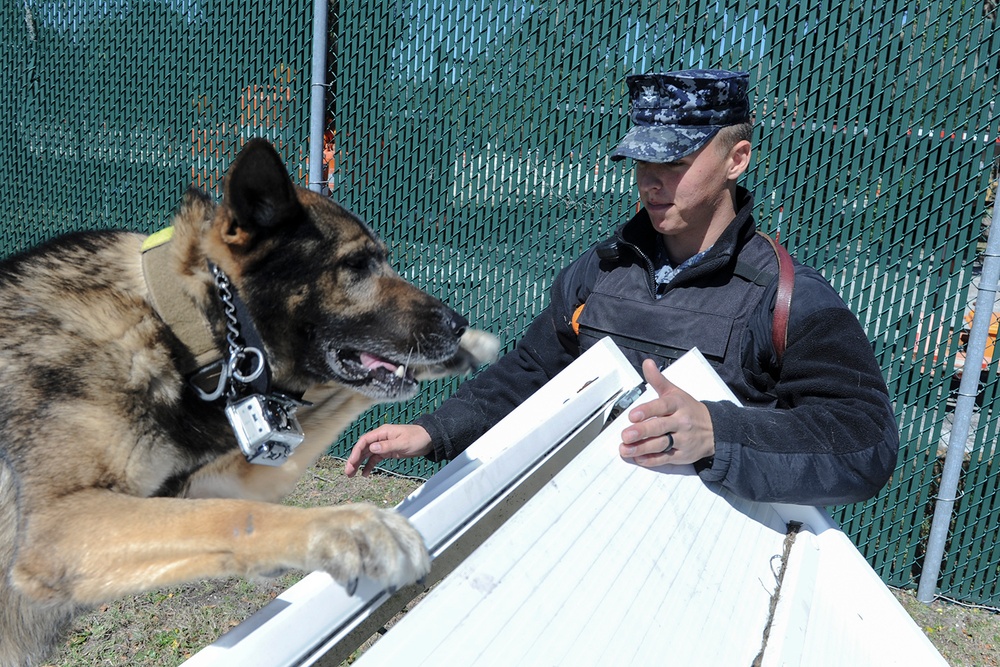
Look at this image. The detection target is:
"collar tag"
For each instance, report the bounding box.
[225,393,311,466]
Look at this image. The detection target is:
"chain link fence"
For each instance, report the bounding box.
[3,1,1000,605]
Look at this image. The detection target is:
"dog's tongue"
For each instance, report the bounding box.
[360,352,401,375]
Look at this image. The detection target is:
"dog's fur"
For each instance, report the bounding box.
[0,139,498,666]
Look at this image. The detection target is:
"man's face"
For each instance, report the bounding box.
[634,137,748,242]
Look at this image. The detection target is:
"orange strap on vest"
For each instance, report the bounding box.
[571,302,586,336]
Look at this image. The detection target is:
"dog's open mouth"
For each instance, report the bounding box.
[332,349,419,397]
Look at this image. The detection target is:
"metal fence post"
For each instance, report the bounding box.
[917,190,1000,603]
[308,0,329,193]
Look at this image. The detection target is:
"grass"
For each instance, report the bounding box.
[892,588,1000,666]
[41,456,1000,666]
[42,456,422,667]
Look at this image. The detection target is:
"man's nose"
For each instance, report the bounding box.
[637,169,663,191]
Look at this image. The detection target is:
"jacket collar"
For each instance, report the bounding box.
[612,186,756,292]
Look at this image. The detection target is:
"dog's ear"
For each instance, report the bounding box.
[220,138,305,247]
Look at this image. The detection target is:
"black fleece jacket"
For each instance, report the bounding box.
[416,189,899,506]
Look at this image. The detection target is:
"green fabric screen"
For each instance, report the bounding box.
[3,1,1000,604]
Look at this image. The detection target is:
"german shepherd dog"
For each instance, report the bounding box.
[0,139,498,665]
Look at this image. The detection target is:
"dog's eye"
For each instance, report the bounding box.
[341,252,374,274]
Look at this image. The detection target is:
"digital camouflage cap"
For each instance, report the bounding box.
[610,69,751,163]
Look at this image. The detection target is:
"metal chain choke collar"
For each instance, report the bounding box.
[189,264,266,403]
[191,262,309,466]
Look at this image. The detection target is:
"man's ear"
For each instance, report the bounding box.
[727,139,752,181]
[219,138,305,248]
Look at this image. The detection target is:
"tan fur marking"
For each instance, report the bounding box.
[11,491,426,605]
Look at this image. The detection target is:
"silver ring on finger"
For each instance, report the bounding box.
[665,432,675,452]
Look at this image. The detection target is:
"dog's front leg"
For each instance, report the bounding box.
[12,488,428,606]
[183,387,374,502]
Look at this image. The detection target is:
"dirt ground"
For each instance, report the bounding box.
[892,588,1000,666]
[42,456,1000,666]
[43,457,423,667]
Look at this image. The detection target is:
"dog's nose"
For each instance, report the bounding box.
[446,309,468,337]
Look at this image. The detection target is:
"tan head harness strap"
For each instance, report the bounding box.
[141,227,222,375]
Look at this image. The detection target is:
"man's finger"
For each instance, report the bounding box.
[362,454,383,477]
[627,360,676,422]
[356,425,391,448]
[642,358,674,395]
[344,446,363,476]
[345,427,389,476]
[633,449,681,468]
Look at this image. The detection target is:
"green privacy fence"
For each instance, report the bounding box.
[2,1,313,243]
[2,1,1000,605]
[334,0,1000,604]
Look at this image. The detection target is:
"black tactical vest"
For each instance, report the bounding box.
[574,232,780,407]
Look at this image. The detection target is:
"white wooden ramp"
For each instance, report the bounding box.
[183,338,946,667]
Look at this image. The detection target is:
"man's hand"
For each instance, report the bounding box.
[619,359,716,467]
[345,424,433,477]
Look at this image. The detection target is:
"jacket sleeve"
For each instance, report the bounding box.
[416,249,600,461]
[698,267,899,506]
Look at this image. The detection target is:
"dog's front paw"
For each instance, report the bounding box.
[308,504,430,595]
[415,328,501,380]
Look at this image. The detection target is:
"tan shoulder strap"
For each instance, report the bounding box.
[141,229,222,374]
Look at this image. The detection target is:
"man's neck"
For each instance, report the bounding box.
[661,187,739,264]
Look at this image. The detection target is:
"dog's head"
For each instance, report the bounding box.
[179,139,489,401]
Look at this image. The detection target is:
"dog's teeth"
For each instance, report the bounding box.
[393,365,406,378]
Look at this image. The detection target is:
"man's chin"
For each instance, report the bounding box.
[643,204,673,226]
[649,217,682,236]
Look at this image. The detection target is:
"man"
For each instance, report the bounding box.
[345,69,898,506]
